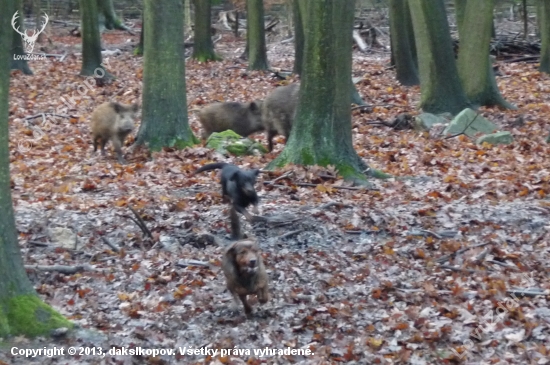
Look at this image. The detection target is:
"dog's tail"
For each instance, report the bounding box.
[192,162,228,176]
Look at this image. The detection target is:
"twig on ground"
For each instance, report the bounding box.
[128,206,153,239]
[276,229,303,240]
[436,242,492,263]
[25,264,97,274]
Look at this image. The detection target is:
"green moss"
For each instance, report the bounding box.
[206,131,264,156]
[173,137,197,149]
[193,52,222,62]
[0,311,10,337]
[368,168,392,179]
[3,294,72,337]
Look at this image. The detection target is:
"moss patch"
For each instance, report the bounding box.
[3,294,72,337]
[206,131,266,156]
[0,311,9,337]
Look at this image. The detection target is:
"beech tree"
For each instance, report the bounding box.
[539,0,550,73]
[80,0,107,76]
[271,0,374,181]
[192,0,221,62]
[98,0,131,31]
[135,0,197,150]
[456,0,514,108]
[409,0,470,114]
[0,1,72,337]
[389,0,418,86]
[292,0,304,75]
[247,0,268,70]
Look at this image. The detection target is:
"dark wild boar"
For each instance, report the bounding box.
[261,83,300,151]
[91,102,139,164]
[198,101,264,139]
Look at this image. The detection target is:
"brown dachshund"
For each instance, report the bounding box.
[222,239,269,316]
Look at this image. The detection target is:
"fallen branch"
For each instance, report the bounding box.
[128,206,153,239]
[24,113,77,121]
[25,264,96,274]
[506,288,547,297]
[277,229,303,240]
[436,242,492,263]
[98,235,120,253]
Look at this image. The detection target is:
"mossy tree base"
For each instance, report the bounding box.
[193,52,222,63]
[137,0,198,151]
[0,295,72,338]
[269,1,376,185]
[192,0,221,63]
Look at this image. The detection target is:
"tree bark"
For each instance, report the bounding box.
[80,0,108,77]
[11,0,33,75]
[192,0,221,62]
[270,0,372,182]
[0,0,71,337]
[457,0,514,109]
[409,0,471,114]
[292,0,304,75]
[246,0,268,70]
[98,0,129,31]
[539,0,550,73]
[135,12,144,56]
[136,0,197,150]
[389,0,419,86]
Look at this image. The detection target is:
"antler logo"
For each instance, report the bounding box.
[11,11,48,54]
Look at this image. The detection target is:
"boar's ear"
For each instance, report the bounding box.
[112,102,123,114]
[249,101,260,112]
[131,104,139,113]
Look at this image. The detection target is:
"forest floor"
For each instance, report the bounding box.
[1,23,550,365]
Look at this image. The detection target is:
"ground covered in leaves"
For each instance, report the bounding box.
[1,25,550,365]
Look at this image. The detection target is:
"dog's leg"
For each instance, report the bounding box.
[239,294,252,316]
[229,206,244,240]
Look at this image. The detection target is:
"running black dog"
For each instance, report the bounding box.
[193,163,262,239]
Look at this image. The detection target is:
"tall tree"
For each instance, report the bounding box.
[539,0,550,73]
[271,0,371,181]
[247,0,268,70]
[10,0,33,75]
[409,0,470,114]
[135,0,197,150]
[98,0,131,31]
[0,0,71,338]
[80,0,108,76]
[389,0,419,86]
[292,0,304,75]
[192,0,221,62]
[456,0,514,108]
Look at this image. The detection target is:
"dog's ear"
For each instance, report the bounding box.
[227,170,239,182]
[250,169,260,177]
[225,243,237,259]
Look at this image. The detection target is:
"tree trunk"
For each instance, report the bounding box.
[457,0,514,109]
[0,1,71,337]
[409,0,470,114]
[136,0,197,150]
[389,0,419,86]
[11,0,33,75]
[98,0,128,31]
[270,0,371,182]
[135,12,144,56]
[246,0,268,70]
[80,0,108,77]
[292,0,304,75]
[192,0,221,62]
[184,0,192,36]
[539,0,550,73]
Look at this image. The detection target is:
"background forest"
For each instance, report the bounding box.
[0,0,549,364]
